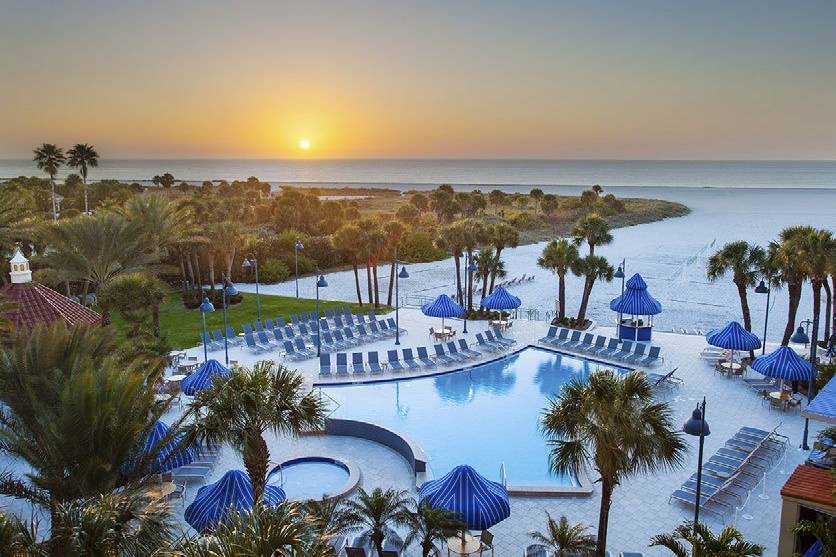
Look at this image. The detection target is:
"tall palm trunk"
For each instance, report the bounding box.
[454,255,463,304]
[781,282,803,345]
[824,278,833,343]
[243,434,269,505]
[352,263,364,306]
[595,479,614,557]
[386,260,396,306]
[558,273,566,320]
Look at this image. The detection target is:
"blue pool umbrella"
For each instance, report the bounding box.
[609,273,662,316]
[421,294,464,331]
[480,286,521,311]
[185,470,286,533]
[130,420,196,475]
[181,359,232,396]
[705,321,762,351]
[419,465,510,530]
[752,346,813,382]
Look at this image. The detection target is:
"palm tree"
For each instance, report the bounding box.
[66,144,99,215]
[527,513,596,557]
[538,239,580,321]
[542,370,686,557]
[32,143,66,220]
[488,222,519,292]
[342,487,412,557]
[707,241,765,333]
[402,501,466,557]
[769,226,812,344]
[571,254,614,324]
[333,223,366,305]
[0,324,177,535]
[650,521,764,556]
[189,362,327,504]
[571,214,612,256]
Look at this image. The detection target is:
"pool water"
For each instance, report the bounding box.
[322,347,628,487]
[267,457,350,500]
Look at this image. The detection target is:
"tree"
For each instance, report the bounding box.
[769,226,812,345]
[488,222,519,293]
[66,144,99,215]
[542,370,686,556]
[189,362,327,504]
[403,501,466,557]
[151,173,175,189]
[650,521,764,556]
[541,194,559,217]
[342,487,411,557]
[572,214,612,256]
[707,241,765,333]
[538,239,580,320]
[99,272,167,338]
[527,513,596,557]
[333,224,366,306]
[32,143,65,220]
[572,254,614,323]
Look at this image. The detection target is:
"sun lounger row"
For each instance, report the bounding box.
[538,327,662,366]
[319,340,485,377]
[669,426,787,518]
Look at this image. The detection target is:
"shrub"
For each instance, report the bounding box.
[259,258,290,284]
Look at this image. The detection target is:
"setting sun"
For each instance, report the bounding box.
[298,139,311,151]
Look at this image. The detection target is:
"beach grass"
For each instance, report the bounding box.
[110,291,391,349]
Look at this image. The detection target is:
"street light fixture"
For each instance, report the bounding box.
[683,398,711,527]
[315,272,328,357]
[242,256,261,324]
[199,296,215,364]
[614,259,626,340]
[395,263,409,345]
[221,274,238,366]
[754,279,770,355]
[294,240,304,298]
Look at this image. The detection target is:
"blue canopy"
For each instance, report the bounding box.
[181,359,232,396]
[419,465,510,530]
[127,420,196,475]
[751,345,813,382]
[609,273,662,316]
[803,374,836,425]
[480,286,521,310]
[185,470,286,533]
[705,321,761,351]
[422,295,464,318]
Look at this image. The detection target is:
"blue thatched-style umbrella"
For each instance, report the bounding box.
[419,465,510,530]
[480,286,521,311]
[181,359,232,396]
[421,294,464,332]
[185,470,286,533]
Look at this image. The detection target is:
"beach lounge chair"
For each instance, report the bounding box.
[245,332,269,353]
[257,330,278,350]
[539,326,558,344]
[335,353,349,376]
[638,345,662,366]
[319,354,331,376]
[351,353,365,375]
[562,330,583,350]
[294,337,315,358]
[492,329,516,346]
[476,332,502,352]
[387,317,406,335]
[367,352,384,374]
[433,344,456,365]
[416,346,435,367]
[624,343,647,364]
[446,341,470,361]
[402,349,421,369]
[588,335,607,354]
[458,339,481,358]
[613,340,633,360]
[387,350,405,372]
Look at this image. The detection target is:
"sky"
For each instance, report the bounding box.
[1,0,835,160]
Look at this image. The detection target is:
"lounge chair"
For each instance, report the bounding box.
[446,341,470,361]
[639,345,662,366]
[387,350,406,372]
[490,329,516,347]
[245,332,269,353]
[319,354,331,376]
[282,341,305,360]
[624,343,647,364]
[367,352,384,374]
[402,349,421,369]
[562,330,583,350]
[351,353,365,375]
[588,335,607,354]
[335,353,349,376]
[476,332,502,352]
[387,317,406,335]
[538,326,558,344]
[433,344,456,366]
[458,339,481,358]
[416,347,435,367]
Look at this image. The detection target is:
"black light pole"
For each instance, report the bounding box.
[614,260,625,340]
[395,262,409,345]
[221,274,238,366]
[792,319,817,450]
[315,272,328,357]
[755,279,771,355]
[683,398,710,527]
[242,256,261,324]
[294,240,304,298]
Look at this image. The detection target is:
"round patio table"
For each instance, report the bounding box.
[446,533,480,556]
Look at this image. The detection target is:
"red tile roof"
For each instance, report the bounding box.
[781,464,834,509]
[1,282,101,329]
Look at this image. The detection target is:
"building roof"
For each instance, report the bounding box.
[1,282,101,329]
[780,464,835,510]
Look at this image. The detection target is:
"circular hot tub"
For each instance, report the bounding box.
[266,456,360,501]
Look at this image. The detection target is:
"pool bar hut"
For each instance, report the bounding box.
[609,273,662,342]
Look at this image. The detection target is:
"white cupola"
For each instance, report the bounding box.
[9,247,32,284]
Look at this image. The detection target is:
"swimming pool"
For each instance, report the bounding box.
[267,457,353,500]
[321,347,629,489]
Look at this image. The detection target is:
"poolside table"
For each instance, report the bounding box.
[446,532,481,556]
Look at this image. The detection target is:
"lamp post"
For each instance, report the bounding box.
[614,260,625,340]
[463,255,477,334]
[315,272,328,356]
[791,319,817,450]
[221,274,238,366]
[199,296,215,363]
[294,240,304,298]
[755,279,771,355]
[395,262,409,345]
[242,256,261,324]
[683,398,710,527]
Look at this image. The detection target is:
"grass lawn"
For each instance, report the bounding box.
[111,291,391,349]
